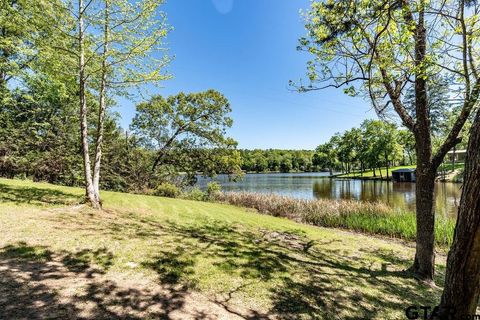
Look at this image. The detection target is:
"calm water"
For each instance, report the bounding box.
[197,172,461,217]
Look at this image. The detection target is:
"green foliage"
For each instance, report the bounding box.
[182,187,206,201]
[311,120,407,175]
[403,75,455,136]
[0,3,240,194]
[153,182,180,198]
[206,182,222,200]
[0,0,65,87]
[398,130,416,165]
[313,141,340,174]
[0,85,242,193]
[360,120,402,176]
[131,90,234,150]
[131,90,242,182]
[0,75,82,183]
[239,121,412,176]
[297,0,480,179]
[240,149,316,173]
[181,182,222,202]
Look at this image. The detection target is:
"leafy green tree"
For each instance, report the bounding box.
[279,156,293,173]
[313,142,338,175]
[130,90,241,182]
[337,128,363,174]
[268,153,282,172]
[362,120,384,177]
[91,0,171,202]
[50,0,170,208]
[253,153,268,173]
[0,0,62,89]
[297,0,480,282]
[398,130,416,165]
[240,150,255,172]
[403,75,454,137]
[377,122,401,179]
[0,75,82,183]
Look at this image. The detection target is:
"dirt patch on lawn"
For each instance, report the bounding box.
[0,242,273,320]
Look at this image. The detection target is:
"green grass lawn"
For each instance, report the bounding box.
[338,163,465,180]
[337,165,417,178]
[0,178,445,319]
[438,162,465,172]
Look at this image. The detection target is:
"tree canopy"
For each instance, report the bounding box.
[297,0,480,282]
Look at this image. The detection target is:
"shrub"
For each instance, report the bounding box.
[206,182,222,200]
[153,182,180,198]
[14,173,27,180]
[182,187,206,201]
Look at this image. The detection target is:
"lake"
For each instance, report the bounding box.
[196,172,461,217]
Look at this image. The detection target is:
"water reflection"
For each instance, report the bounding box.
[197,173,461,217]
[312,179,461,217]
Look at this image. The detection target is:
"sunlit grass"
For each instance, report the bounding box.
[0,178,446,319]
[338,163,465,180]
[438,162,465,172]
[337,165,416,178]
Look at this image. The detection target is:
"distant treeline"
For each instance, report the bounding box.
[239,120,418,174]
[239,149,318,173]
[314,120,415,176]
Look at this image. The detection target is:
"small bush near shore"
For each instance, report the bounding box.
[206,182,222,200]
[181,182,222,201]
[153,183,181,198]
[213,192,455,246]
[182,187,206,201]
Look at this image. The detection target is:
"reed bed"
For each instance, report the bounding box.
[213,191,455,246]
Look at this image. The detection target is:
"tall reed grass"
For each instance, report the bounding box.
[213,192,455,246]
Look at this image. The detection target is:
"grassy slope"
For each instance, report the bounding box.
[438,162,465,172]
[0,178,445,319]
[338,163,465,180]
[337,165,416,178]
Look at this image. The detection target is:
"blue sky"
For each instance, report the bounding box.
[118,0,377,149]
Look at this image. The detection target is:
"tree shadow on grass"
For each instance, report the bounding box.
[128,218,443,319]
[44,210,444,319]
[0,242,198,319]
[142,248,197,287]
[62,248,114,275]
[0,182,81,206]
[136,219,290,284]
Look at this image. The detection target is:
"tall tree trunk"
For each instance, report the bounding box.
[385,152,390,179]
[410,119,437,283]
[438,110,480,318]
[410,2,436,283]
[410,158,436,282]
[92,0,110,205]
[452,145,456,172]
[78,0,99,209]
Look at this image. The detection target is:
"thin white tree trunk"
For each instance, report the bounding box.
[92,0,110,203]
[79,0,100,209]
